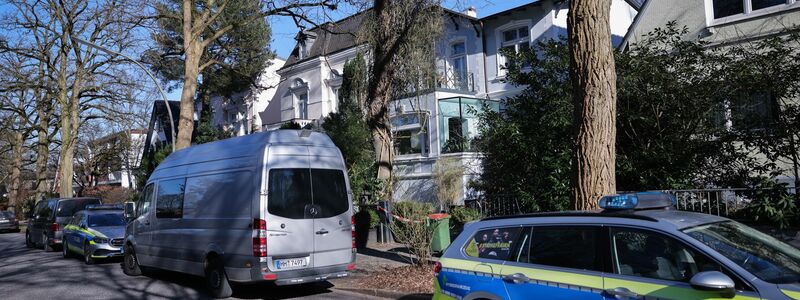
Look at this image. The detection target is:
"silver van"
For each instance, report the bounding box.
[122,130,355,298]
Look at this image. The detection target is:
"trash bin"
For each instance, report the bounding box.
[428,213,451,253]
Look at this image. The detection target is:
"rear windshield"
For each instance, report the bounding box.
[1,211,14,219]
[88,213,126,227]
[57,199,101,217]
[268,168,349,219]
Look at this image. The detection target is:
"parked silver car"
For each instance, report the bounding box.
[123,130,355,298]
[0,211,20,233]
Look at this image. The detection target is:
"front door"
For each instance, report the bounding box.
[500,226,605,300]
[130,183,155,262]
[602,227,760,300]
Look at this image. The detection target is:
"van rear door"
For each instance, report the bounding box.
[266,146,315,272]
[308,168,352,268]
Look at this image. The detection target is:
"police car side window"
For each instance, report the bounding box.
[464,227,522,260]
[610,228,723,283]
[516,226,601,271]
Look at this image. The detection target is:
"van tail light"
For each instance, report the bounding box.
[350,215,356,251]
[434,261,442,275]
[51,223,59,232]
[252,218,267,257]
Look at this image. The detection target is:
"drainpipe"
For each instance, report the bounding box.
[480,20,490,100]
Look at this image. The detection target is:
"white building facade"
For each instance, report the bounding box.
[269,1,637,204]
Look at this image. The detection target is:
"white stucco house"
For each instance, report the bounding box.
[266,1,638,203]
[211,57,286,136]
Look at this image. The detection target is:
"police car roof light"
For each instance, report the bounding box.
[599,192,675,211]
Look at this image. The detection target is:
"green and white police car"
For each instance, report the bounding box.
[434,192,800,300]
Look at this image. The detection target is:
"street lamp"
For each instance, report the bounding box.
[71,37,176,152]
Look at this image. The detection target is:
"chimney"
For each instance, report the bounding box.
[464,6,477,18]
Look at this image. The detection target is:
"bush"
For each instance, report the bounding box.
[737,180,798,229]
[449,206,482,238]
[390,201,434,265]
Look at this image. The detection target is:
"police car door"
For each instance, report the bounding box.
[501,226,605,300]
[603,227,760,300]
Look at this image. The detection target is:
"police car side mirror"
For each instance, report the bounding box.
[690,271,735,298]
[123,202,135,220]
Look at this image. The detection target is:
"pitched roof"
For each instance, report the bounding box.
[281,11,367,70]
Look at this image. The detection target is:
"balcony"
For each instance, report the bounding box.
[436,69,475,93]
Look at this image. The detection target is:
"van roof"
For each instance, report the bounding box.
[150,130,338,181]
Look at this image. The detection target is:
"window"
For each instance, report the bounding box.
[731,92,778,131]
[138,183,154,218]
[268,168,350,219]
[449,41,468,89]
[464,227,523,260]
[297,92,309,119]
[610,227,723,282]
[498,26,531,74]
[183,172,253,219]
[330,87,340,113]
[392,112,430,156]
[88,214,126,227]
[156,178,185,219]
[514,226,601,271]
[711,0,794,20]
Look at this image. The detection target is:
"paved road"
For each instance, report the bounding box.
[0,232,374,300]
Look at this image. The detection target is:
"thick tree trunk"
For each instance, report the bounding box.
[9,130,24,212]
[58,102,80,198]
[35,109,50,202]
[175,0,199,150]
[567,0,617,210]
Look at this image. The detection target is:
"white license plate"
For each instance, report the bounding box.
[0,220,8,223]
[275,258,308,270]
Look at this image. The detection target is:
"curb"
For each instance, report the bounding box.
[333,287,432,299]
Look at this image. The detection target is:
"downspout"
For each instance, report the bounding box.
[480,20,489,100]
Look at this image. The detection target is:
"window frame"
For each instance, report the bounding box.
[494,21,532,78]
[606,225,756,292]
[503,225,607,273]
[705,0,799,26]
[448,38,469,88]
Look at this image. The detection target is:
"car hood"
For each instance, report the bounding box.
[88,226,125,239]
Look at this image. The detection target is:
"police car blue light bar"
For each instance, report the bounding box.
[599,192,675,210]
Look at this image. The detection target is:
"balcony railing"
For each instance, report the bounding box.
[436,69,475,93]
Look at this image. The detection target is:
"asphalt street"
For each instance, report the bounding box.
[0,231,374,300]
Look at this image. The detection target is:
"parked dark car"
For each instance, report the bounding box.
[0,211,20,233]
[26,197,102,251]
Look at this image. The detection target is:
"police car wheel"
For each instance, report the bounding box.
[84,243,95,265]
[205,258,233,298]
[62,242,71,258]
[123,244,143,276]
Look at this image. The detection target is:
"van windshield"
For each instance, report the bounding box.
[268,168,349,219]
[57,199,101,217]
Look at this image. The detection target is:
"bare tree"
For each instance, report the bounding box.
[567,0,617,210]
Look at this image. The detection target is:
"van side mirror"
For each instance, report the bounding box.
[690,271,735,298]
[124,202,135,220]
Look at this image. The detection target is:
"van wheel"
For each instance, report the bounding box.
[43,233,53,252]
[123,244,143,276]
[25,231,33,248]
[83,242,95,265]
[205,257,233,298]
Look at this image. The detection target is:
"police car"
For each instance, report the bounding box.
[62,206,127,264]
[434,192,800,300]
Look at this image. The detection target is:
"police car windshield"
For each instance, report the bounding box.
[683,221,800,284]
[88,213,125,227]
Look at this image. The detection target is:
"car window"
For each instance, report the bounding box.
[464,227,522,260]
[268,168,349,219]
[38,200,55,219]
[183,171,252,219]
[56,199,101,217]
[88,213,126,227]
[610,227,724,283]
[139,184,154,217]
[1,211,14,219]
[156,178,186,218]
[512,226,601,271]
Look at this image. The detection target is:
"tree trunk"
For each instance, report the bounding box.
[175,0,199,150]
[567,0,617,210]
[58,101,80,198]
[9,129,24,212]
[35,107,51,202]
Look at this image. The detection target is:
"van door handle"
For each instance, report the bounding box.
[315,229,329,235]
[604,287,639,299]
[502,273,530,284]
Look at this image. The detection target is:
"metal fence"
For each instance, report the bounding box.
[466,187,797,218]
